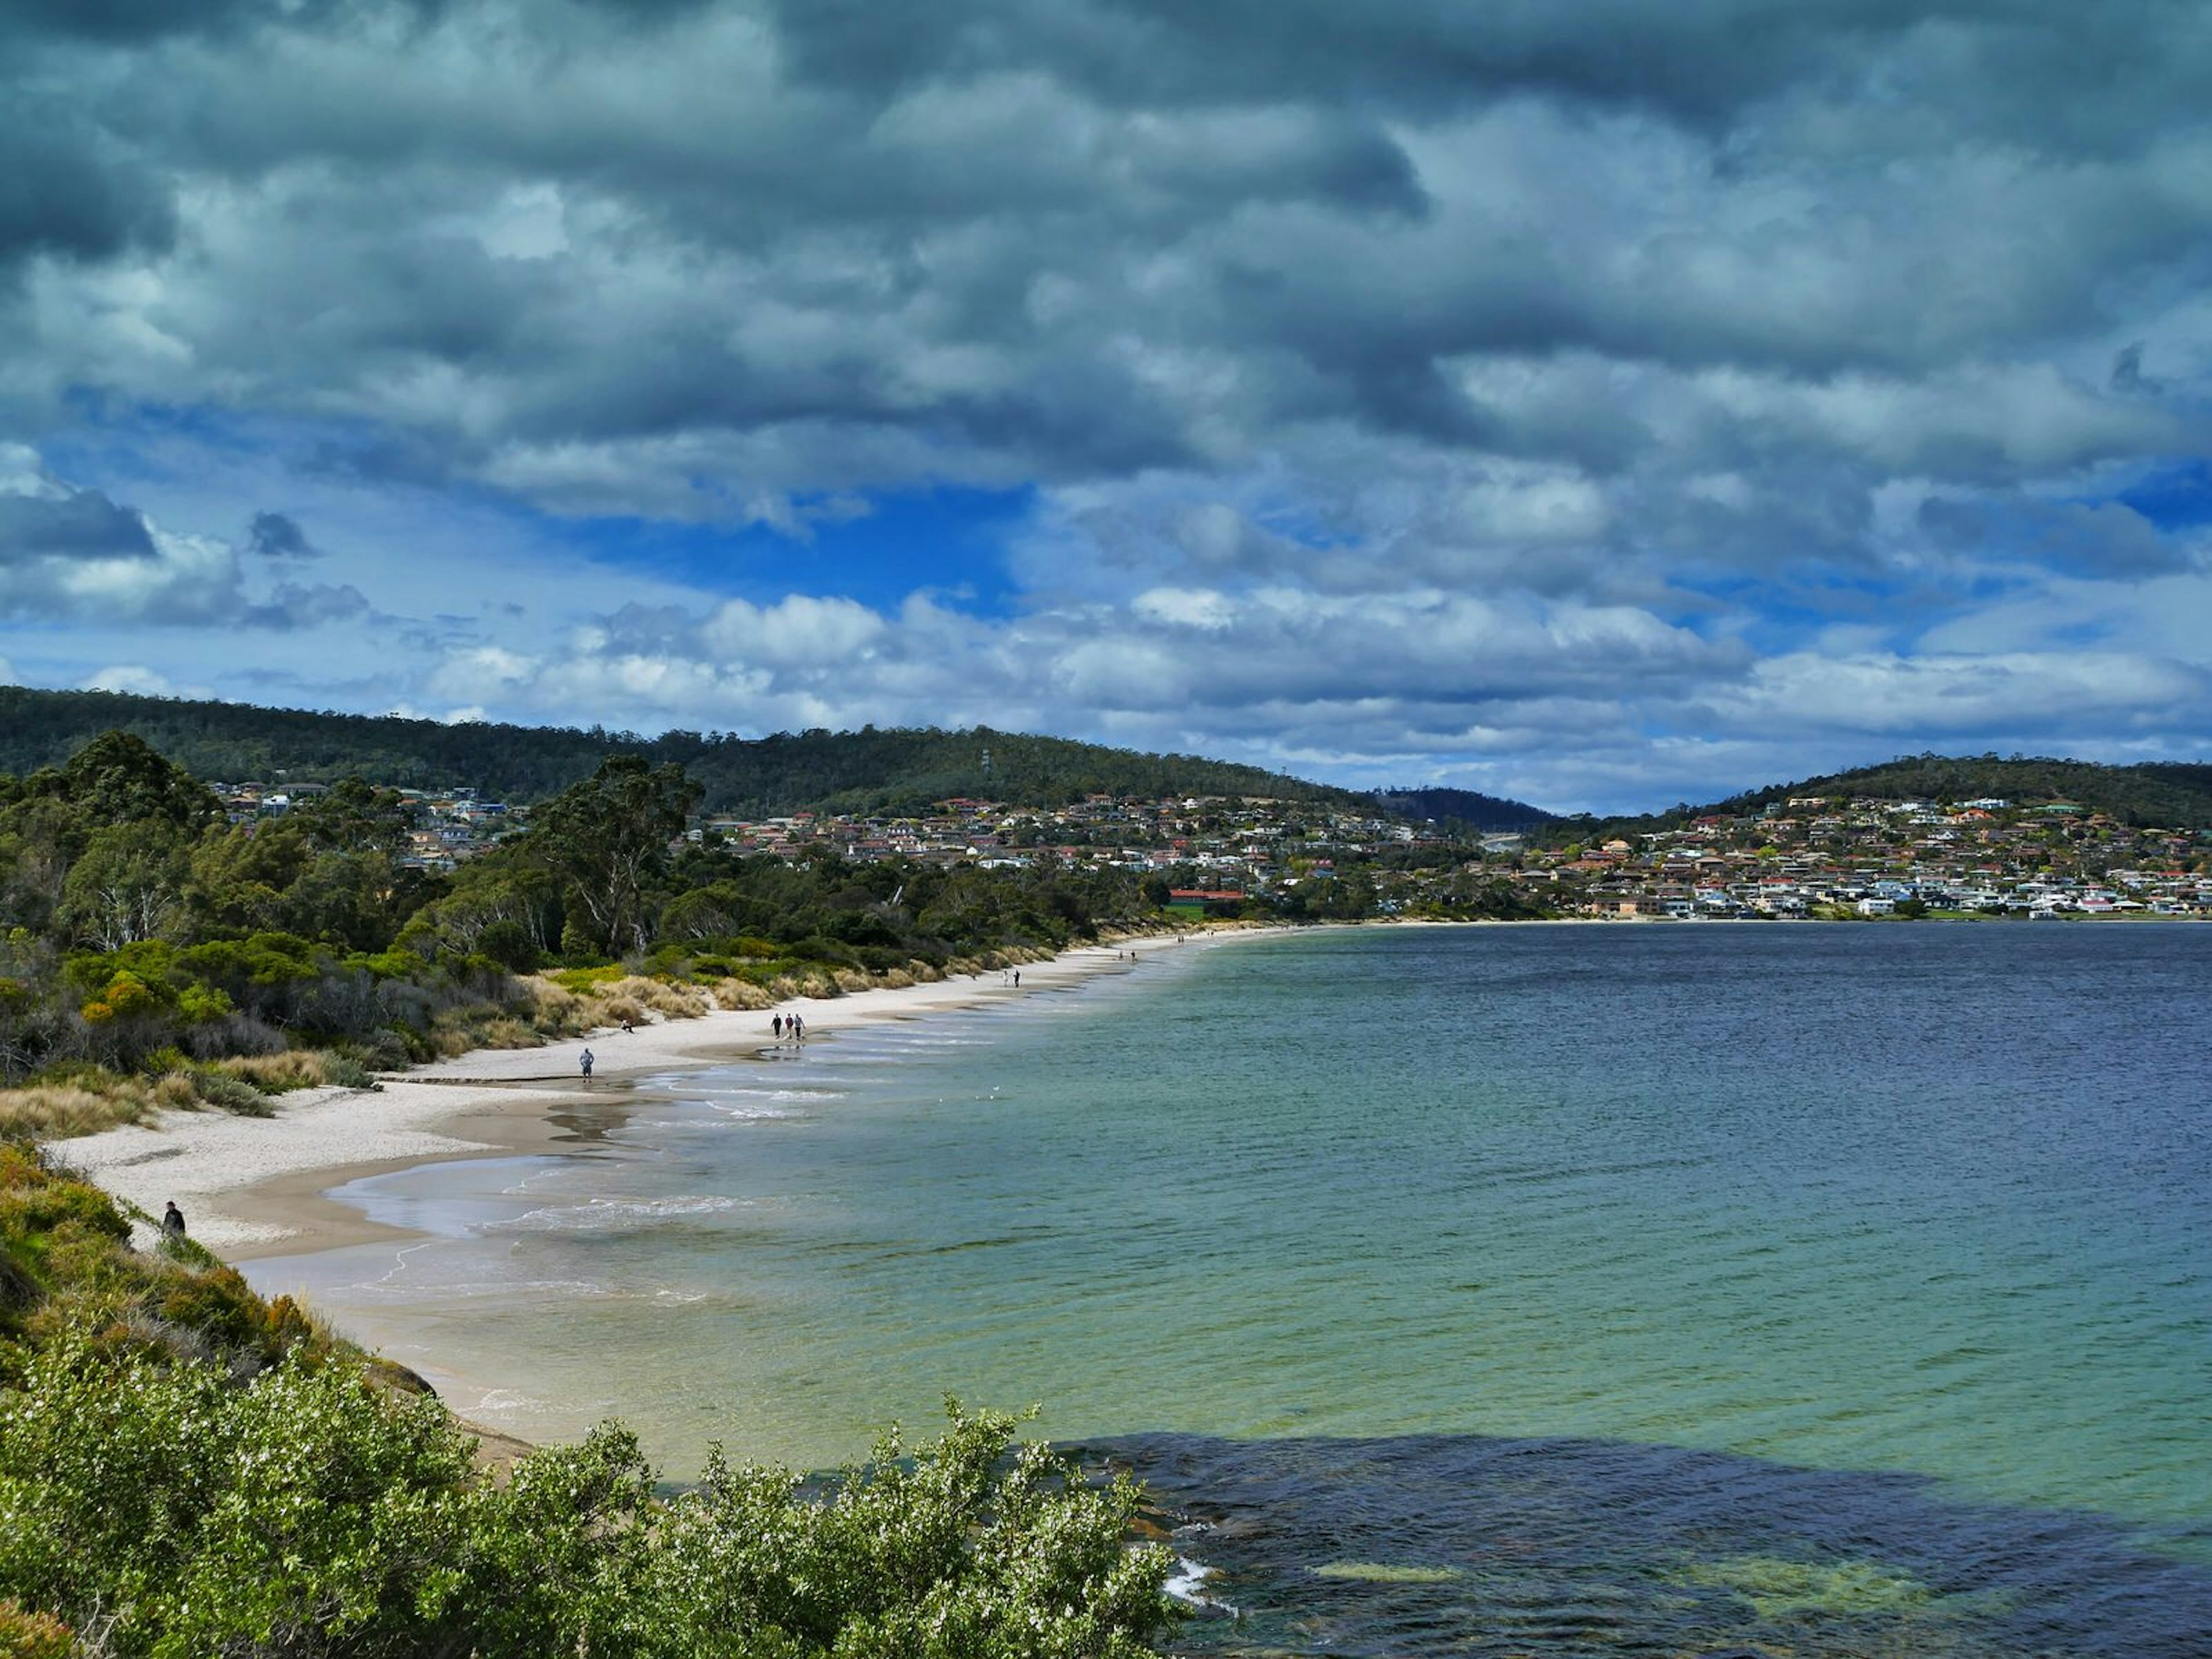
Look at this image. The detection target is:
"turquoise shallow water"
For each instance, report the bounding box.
[250,923,2212,1654]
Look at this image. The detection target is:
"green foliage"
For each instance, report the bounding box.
[323,1056,379,1091]
[548,964,628,991]
[524,754,703,956]
[647,1406,1172,1659]
[24,732,219,843]
[0,1340,1173,1659]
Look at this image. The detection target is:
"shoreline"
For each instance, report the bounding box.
[56,908,2148,1260]
[58,928,1247,1262]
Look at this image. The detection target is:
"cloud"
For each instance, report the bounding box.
[1698,650,2212,740]
[82,663,179,696]
[3,1,2211,808]
[238,580,373,629]
[0,461,385,632]
[0,474,237,624]
[245,509,319,559]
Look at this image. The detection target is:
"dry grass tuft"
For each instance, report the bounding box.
[473,1017,539,1050]
[149,1073,199,1109]
[711,979,774,1011]
[0,1085,150,1140]
[605,975,709,1018]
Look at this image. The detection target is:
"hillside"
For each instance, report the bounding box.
[1362,786,1559,834]
[1540,753,2212,842]
[0,686,1369,815]
[1702,754,2212,830]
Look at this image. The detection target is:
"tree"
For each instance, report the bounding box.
[28,731,219,845]
[525,756,702,958]
[286,777,417,857]
[55,824,191,950]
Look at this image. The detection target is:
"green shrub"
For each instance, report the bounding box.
[323,1056,379,1091]
[0,1342,1175,1659]
[547,964,626,992]
[188,1071,270,1116]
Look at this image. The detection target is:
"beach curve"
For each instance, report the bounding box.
[56,931,1235,1262]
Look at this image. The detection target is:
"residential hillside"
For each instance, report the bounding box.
[0,686,1376,815]
[1541,754,2212,840]
[1706,755,2212,830]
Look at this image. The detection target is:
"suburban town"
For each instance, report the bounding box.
[214,779,2212,922]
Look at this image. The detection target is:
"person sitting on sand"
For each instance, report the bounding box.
[162,1201,185,1240]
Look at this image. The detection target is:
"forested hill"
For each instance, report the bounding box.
[0,685,1364,814]
[1361,786,1559,834]
[1707,755,2212,828]
[1544,753,2212,840]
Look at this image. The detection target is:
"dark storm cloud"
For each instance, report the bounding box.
[0,105,175,272]
[13,0,2198,488]
[247,511,319,560]
[0,490,157,563]
[763,0,1898,124]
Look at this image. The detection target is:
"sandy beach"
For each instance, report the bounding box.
[56,931,1226,1261]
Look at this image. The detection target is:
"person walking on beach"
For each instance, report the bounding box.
[772,1013,783,1040]
[790,1012,804,1041]
[579,1047,594,1078]
[161,1200,186,1241]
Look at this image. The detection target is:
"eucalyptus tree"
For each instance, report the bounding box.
[524,756,702,959]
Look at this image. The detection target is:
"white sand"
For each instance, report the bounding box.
[58,930,1243,1258]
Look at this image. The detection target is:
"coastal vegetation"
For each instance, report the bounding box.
[0,1145,1175,1656]
[0,730,1193,1136]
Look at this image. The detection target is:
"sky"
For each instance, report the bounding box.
[3,1,2210,814]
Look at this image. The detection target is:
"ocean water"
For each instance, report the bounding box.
[249,923,2212,1654]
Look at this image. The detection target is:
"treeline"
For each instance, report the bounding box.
[0,1145,1175,1656]
[0,733,1166,1119]
[1361,786,1558,834]
[0,685,1361,814]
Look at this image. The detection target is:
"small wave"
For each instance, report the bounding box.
[485,1194,741,1234]
[1164,1551,1236,1615]
[350,1275,612,1302]
[473,1388,554,1414]
[686,1085,843,1101]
